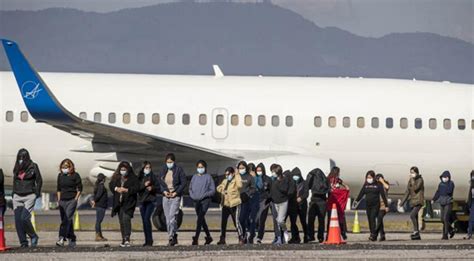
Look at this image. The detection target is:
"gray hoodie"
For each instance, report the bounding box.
[189,173,215,201]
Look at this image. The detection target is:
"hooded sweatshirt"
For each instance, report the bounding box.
[13,149,43,197]
[307,168,330,200]
[290,168,309,203]
[256,163,272,202]
[432,171,455,205]
[189,172,216,201]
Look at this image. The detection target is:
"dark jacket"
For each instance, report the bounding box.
[109,174,140,217]
[93,182,108,209]
[138,171,159,203]
[158,164,187,197]
[240,172,256,202]
[57,172,83,201]
[0,169,5,207]
[433,171,455,205]
[13,161,42,197]
[307,168,330,200]
[290,168,309,204]
[270,176,295,204]
[355,182,388,207]
[257,163,272,202]
[401,174,424,207]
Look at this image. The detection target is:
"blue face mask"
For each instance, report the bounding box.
[239,169,246,175]
[197,168,205,174]
[166,162,174,169]
[18,160,23,165]
[292,176,300,182]
[227,175,233,181]
[144,168,151,176]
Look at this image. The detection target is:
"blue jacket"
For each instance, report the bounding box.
[433,171,455,204]
[158,164,187,197]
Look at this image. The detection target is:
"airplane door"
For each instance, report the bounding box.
[211,108,229,139]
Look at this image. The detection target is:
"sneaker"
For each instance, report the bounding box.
[271,237,278,244]
[31,235,39,247]
[272,237,282,246]
[463,235,472,240]
[283,231,290,244]
[56,237,65,247]
[449,229,456,239]
[120,241,131,247]
[68,240,76,248]
[411,231,421,240]
[256,238,262,244]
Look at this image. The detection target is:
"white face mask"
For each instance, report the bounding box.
[256,171,263,176]
[61,168,69,175]
[18,160,23,165]
[120,170,128,176]
[197,167,205,174]
[442,177,449,183]
[227,174,233,181]
[239,169,246,175]
[366,178,374,184]
[166,162,174,169]
[271,172,278,178]
[144,168,151,175]
[410,173,417,178]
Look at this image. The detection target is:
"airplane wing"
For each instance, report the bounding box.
[1,39,241,163]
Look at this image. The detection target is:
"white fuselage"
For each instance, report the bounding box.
[1,71,473,198]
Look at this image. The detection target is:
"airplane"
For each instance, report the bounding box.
[0,39,473,228]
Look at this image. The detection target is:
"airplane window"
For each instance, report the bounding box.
[216,114,224,126]
[258,115,266,127]
[371,117,379,128]
[182,114,190,125]
[415,118,422,129]
[386,117,393,129]
[314,116,322,127]
[123,113,131,124]
[20,111,28,122]
[400,118,408,129]
[458,119,466,130]
[94,112,102,123]
[5,111,13,122]
[328,116,336,128]
[137,113,145,124]
[199,114,207,125]
[244,115,252,126]
[357,117,365,128]
[108,113,116,124]
[472,120,474,130]
[152,113,160,124]
[286,116,293,127]
[272,115,280,127]
[443,119,451,130]
[167,113,175,125]
[429,118,437,129]
[231,115,239,126]
[343,117,350,128]
[79,112,87,120]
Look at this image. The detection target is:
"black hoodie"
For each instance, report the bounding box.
[256,163,272,201]
[12,149,42,197]
[290,168,309,203]
[307,168,330,199]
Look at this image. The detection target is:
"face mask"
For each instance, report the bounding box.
[167,163,174,169]
[442,177,449,183]
[197,168,205,174]
[239,169,246,175]
[292,176,300,182]
[256,171,263,176]
[144,168,151,175]
[227,175,233,181]
[366,178,374,184]
[62,168,69,175]
[271,172,278,178]
[18,160,23,165]
[120,170,128,176]
[410,173,417,178]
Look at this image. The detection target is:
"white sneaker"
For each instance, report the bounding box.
[283,231,290,244]
[56,237,65,247]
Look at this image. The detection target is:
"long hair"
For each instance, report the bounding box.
[138,161,152,179]
[237,161,248,173]
[59,158,76,174]
[365,170,376,183]
[112,161,134,180]
[196,160,207,173]
[13,148,32,175]
[327,166,340,180]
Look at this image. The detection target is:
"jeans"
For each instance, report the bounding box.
[376,209,386,237]
[163,196,181,239]
[366,204,379,237]
[274,201,288,238]
[118,209,132,240]
[59,199,78,241]
[140,201,156,243]
[194,197,211,239]
[13,193,37,246]
[308,197,327,241]
[95,207,106,234]
[256,200,277,240]
[289,200,308,240]
[410,205,422,232]
[440,203,453,238]
[468,201,474,236]
[220,205,243,239]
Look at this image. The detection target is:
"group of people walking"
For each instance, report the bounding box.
[3,148,474,248]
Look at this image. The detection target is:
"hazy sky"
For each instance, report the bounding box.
[1,0,472,43]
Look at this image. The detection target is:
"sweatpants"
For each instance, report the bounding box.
[274,201,288,239]
[220,205,243,239]
[163,196,181,239]
[118,209,132,241]
[440,203,453,238]
[256,200,277,240]
[366,204,379,237]
[13,193,37,246]
[58,199,78,241]
[376,209,386,237]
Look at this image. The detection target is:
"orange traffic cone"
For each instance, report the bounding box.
[0,213,10,251]
[324,203,346,245]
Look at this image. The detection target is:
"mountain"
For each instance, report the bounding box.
[0,2,472,84]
